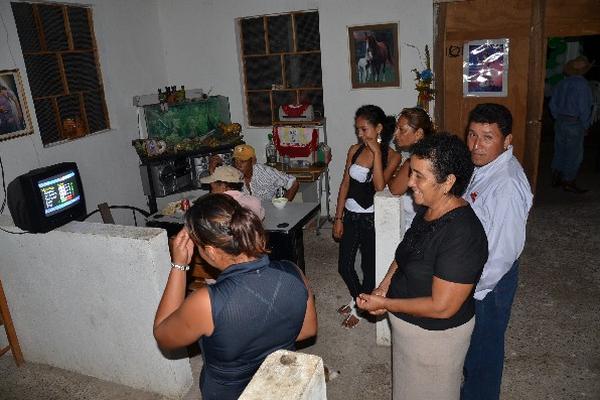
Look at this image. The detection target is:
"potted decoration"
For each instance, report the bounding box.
[410,44,435,113]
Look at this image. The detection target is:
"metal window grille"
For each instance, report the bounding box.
[240,11,324,126]
[11,2,109,146]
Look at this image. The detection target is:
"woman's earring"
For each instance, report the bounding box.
[377,134,382,144]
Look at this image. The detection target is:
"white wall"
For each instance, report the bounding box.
[0,216,194,397]
[0,0,432,222]
[157,0,434,212]
[0,0,167,225]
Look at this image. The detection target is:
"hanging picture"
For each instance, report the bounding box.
[463,38,509,97]
[0,69,33,141]
[348,23,400,89]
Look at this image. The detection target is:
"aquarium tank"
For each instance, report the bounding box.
[143,95,231,146]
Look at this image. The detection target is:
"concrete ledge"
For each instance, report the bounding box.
[0,216,193,397]
[374,190,404,346]
[240,350,326,400]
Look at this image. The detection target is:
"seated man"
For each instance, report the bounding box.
[232,144,299,201]
[200,165,265,220]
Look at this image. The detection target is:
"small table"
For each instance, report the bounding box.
[146,201,320,272]
[269,163,330,234]
[262,201,320,272]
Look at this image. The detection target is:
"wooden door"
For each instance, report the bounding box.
[435,0,600,192]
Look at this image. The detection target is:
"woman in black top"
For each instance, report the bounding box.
[333,105,402,328]
[357,133,488,400]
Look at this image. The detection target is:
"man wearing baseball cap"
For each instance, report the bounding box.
[232,144,299,201]
[200,165,265,220]
[549,55,594,193]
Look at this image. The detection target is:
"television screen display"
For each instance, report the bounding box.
[7,162,86,233]
[38,169,82,217]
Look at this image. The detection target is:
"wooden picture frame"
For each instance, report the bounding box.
[463,39,509,97]
[0,69,33,141]
[348,23,399,89]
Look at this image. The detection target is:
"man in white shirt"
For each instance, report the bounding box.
[460,104,533,400]
[232,144,299,201]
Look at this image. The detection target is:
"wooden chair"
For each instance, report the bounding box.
[0,279,24,366]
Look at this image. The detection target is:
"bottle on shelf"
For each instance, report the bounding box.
[178,85,186,103]
[265,133,278,166]
[165,86,171,104]
[282,154,290,171]
[316,142,331,165]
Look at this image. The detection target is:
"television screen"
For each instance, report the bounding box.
[7,162,86,233]
[38,169,82,217]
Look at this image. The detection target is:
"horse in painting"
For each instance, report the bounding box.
[366,34,393,82]
[357,56,371,83]
[357,41,372,83]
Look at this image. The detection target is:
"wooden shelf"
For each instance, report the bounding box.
[135,137,243,165]
[270,162,328,182]
[272,119,324,126]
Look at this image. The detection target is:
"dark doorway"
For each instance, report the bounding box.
[538,35,600,199]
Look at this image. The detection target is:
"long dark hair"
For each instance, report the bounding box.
[355,104,395,168]
[184,193,268,258]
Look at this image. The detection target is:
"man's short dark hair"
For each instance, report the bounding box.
[467,103,513,136]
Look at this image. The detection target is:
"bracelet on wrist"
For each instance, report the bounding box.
[170,262,190,271]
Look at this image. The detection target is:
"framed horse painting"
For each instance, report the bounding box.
[348,23,399,89]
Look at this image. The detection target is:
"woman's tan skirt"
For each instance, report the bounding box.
[389,314,474,400]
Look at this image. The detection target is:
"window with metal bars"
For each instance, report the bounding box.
[239,11,324,126]
[11,2,109,146]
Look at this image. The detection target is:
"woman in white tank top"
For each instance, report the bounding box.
[332,105,402,328]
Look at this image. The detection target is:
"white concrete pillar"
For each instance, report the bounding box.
[240,350,326,400]
[374,190,404,346]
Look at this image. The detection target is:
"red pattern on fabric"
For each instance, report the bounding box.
[273,127,319,158]
[281,103,310,117]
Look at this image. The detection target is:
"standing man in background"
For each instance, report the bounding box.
[460,103,533,400]
[549,55,594,193]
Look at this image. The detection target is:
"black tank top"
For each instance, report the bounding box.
[347,145,375,209]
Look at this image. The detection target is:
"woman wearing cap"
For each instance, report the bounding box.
[201,165,265,220]
[154,193,317,400]
[231,144,300,201]
[333,104,402,328]
[388,107,435,231]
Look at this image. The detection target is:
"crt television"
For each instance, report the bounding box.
[7,162,86,233]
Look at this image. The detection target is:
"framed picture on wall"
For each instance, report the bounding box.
[463,38,509,97]
[348,23,400,89]
[0,69,33,141]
